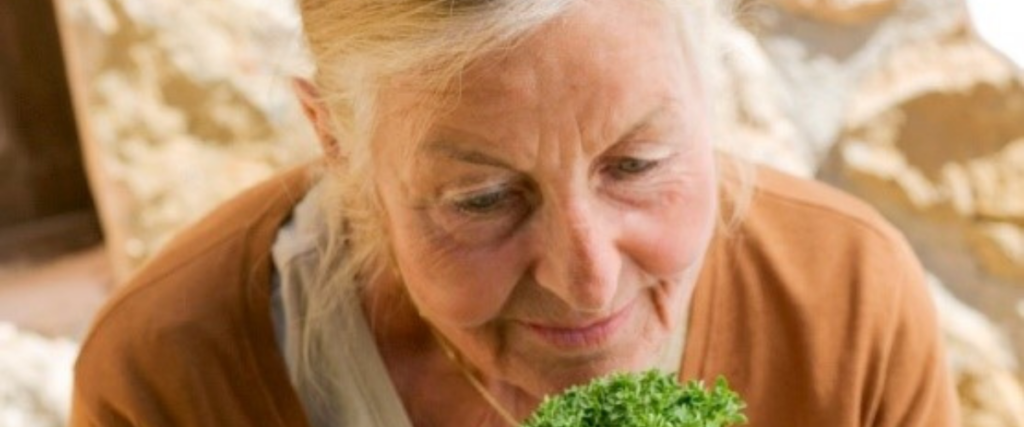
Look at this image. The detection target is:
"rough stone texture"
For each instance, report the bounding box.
[933,276,1024,427]
[0,323,77,427]
[714,16,814,177]
[735,0,963,160]
[58,0,318,279]
[827,32,1024,323]
[767,0,904,25]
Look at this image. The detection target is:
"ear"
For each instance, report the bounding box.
[292,77,340,159]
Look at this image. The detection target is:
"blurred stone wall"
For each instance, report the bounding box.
[58,0,318,279]
[0,323,76,427]
[52,0,1024,425]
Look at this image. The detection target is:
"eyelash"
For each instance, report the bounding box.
[452,187,524,216]
[447,156,665,216]
[606,157,662,179]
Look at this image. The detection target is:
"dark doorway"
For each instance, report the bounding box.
[0,0,103,263]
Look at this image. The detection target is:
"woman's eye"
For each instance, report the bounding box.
[610,157,659,178]
[434,186,532,244]
[453,190,515,215]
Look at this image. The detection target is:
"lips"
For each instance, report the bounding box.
[521,300,635,350]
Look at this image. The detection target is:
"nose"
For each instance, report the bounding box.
[531,195,622,314]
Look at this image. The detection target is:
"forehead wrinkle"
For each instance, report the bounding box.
[617,96,686,143]
[413,80,688,187]
[399,1,691,183]
[417,82,544,173]
[420,140,514,170]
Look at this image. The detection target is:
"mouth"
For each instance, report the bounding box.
[521,300,636,351]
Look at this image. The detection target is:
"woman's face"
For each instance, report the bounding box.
[372,0,717,398]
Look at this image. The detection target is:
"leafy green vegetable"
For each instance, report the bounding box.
[521,370,747,427]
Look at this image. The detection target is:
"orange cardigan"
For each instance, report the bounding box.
[71,164,960,426]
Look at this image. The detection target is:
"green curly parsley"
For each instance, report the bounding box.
[521,370,748,427]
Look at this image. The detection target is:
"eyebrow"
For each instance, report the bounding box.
[617,98,676,144]
[420,141,513,169]
[419,98,680,168]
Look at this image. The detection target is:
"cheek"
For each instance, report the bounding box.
[390,213,529,328]
[622,174,717,277]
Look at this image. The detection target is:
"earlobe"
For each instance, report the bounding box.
[291,77,340,159]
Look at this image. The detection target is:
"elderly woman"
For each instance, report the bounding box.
[71,0,960,426]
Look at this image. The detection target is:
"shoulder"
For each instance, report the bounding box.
[721,165,925,330]
[746,166,907,250]
[72,165,317,425]
[81,164,315,351]
[691,165,956,424]
[698,164,923,361]
[730,166,958,424]
[733,165,920,291]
